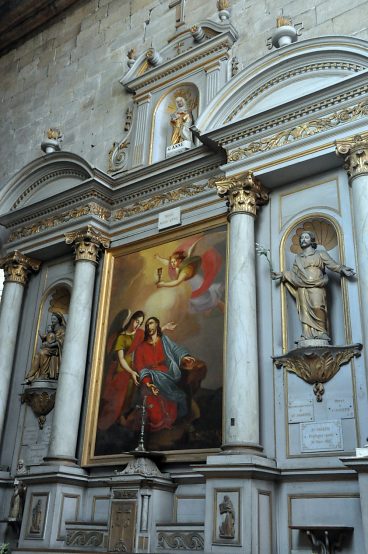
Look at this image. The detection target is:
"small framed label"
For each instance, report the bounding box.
[300,420,343,452]
[158,207,181,230]
[288,399,314,423]
[327,398,354,419]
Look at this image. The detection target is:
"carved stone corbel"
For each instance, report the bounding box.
[21,388,56,429]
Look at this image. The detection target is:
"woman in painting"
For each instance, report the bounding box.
[98,310,177,430]
[98,310,145,431]
[155,236,225,314]
[25,311,66,383]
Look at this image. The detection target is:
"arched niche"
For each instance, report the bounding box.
[195,36,368,133]
[280,216,349,352]
[151,84,199,163]
[27,283,71,382]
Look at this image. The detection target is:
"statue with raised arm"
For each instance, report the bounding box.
[272,230,354,343]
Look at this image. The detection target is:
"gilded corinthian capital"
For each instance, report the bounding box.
[65,225,110,263]
[336,132,368,180]
[213,171,269,216]
[0,251,41,286]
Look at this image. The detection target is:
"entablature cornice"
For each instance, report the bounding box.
[201,70,368,152]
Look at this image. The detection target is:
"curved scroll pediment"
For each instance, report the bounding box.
[196,36,368,133]
[0,152,94,216]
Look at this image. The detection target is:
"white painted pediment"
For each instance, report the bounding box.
[0,153,93,215]
[196,36,368,132]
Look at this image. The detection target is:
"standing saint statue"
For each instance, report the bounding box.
[219,495,235,539]
[170,96,193,145]
[272,230,355,343]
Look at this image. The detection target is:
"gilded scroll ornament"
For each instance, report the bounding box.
[336,131,368,179]
[0,251,41,286]
[227,99,368,161]
[65,225,110,263]
[9,203,111,243]
[273,344,362,401]
[214,171,269,216]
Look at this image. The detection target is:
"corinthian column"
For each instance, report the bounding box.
[0,251,40,442]
[336,133,368,355]
[215,171,269,451]
[46,226,110,463]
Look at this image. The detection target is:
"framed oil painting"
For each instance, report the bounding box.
[83,219,226,464]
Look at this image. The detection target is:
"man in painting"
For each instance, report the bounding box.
[134,316,198,431]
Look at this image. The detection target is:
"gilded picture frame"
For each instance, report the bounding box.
[82,218,227,466]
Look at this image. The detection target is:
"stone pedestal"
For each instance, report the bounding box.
[215,171,268,452]
[46,226,110,463]
[166,140,192,157]
[0,251,40,443]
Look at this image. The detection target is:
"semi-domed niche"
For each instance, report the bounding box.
[151,84,199,163]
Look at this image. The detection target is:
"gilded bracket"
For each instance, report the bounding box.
[21,389,56,429]
[273,343,362,401]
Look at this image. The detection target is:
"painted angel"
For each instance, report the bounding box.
[155,235,225,314]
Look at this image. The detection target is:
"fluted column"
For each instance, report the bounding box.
[336,133,368,356]
[46,226,110,463]
[0,251,40,442]
[215,171,269,451]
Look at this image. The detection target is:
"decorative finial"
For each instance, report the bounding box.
[191,25,205,42]
[41,128,63,154]
[217,0,230,22]
[267,16,303,49]
[127,48,136,68]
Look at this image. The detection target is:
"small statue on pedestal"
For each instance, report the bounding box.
[219,495,235,539]
[170,97,193,146]
[8,479,26,525]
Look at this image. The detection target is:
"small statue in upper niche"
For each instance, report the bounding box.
[26,312,66,383]
[170,96,193,145]
[219,495,235,539]
[272,230,355,343]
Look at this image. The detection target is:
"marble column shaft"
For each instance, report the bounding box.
[47,227,110,462]
[215,172,268,450]
[336,133,368,357]
[0,251,40,443]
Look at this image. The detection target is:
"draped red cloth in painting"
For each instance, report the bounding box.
[97,328,144,431]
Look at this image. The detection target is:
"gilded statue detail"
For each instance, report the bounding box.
[26,312,66,383]
[170,96,193,146]
[272,230,354,344]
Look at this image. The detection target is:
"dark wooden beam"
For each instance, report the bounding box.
[0,0,82,56]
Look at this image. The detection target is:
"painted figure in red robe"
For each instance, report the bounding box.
[134,317,196,432]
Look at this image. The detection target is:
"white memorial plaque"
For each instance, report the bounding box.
[27,444,48,465]
[327,398,354,419]
[158,207,181,230]
[300,420,343,452]
[288,399,314,423]
[22,427,38,445]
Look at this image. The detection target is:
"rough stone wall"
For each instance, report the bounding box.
[0,0,367,187]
